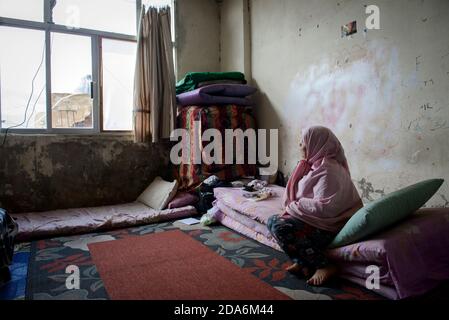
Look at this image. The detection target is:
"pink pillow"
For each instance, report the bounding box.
[167,192,199,209]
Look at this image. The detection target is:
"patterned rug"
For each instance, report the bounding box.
[3,220,383,300]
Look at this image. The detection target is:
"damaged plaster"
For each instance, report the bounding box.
[246,0,449,207]
[357,178,386,202]
[0,134,172,213]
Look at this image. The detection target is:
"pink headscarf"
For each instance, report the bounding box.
[283,126,362,233]
[285,126,350,204]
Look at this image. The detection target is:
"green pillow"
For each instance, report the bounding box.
[328,179,444,248]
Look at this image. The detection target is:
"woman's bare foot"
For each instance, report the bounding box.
[286,263,310,277]
[286,263,301,273]
[306,265,338,286]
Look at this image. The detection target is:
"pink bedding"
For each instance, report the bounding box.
[214,185,285,224]
[214,201,281,251]
[12,202,197,242]
[327,208,449,299]
[213,186,449,299]
[213,185,285,251]
[214,207,281,251]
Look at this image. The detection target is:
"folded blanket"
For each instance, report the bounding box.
[214,185,285,224]
[214,206,282,251]
[177,84,257,106]
[198,79,247,88]
[198,84,257,97]
[215,200,273,239]
[176,72,246,94]
[175,105,256,190]
[177,95,252,107]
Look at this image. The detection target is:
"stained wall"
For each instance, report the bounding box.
[222,0,449,205]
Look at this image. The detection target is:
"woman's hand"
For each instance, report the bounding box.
[280,211,290,218]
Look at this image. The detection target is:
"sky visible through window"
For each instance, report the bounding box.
[52,0,137,35]
[0,0,44,22]
[142,0,172,8]
[0,26,47,128]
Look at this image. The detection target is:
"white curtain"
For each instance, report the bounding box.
[133,6,176,143]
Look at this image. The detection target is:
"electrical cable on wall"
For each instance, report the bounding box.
[1,40,46,147]
[25,85,46,128]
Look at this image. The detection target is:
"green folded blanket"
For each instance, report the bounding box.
[176,72,246,94]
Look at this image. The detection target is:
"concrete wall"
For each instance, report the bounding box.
[0,134,171,213]
[247,0,449,206]
[219,0,251,78]
[176,0,221,78]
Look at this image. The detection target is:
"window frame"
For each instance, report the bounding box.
[0,0,176,135]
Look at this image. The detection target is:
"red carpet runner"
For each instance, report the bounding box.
[89,230,290,300]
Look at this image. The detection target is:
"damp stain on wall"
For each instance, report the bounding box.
[282,42,403,175]
[247,0,449,208]
[0,135,172,213]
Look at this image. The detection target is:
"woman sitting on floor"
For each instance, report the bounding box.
[268,125,363,286]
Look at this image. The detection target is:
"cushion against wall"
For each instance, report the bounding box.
[328,179,444,248]
[137,177,178,210]
[167,192,199,209]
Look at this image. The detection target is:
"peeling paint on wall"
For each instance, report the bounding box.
[357,178,385,202]
[435,194,449,208]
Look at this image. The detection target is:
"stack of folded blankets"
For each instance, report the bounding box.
[176,72,254,106]
[175,72,258,190]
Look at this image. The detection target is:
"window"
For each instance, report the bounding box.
[102,39,136,131]
[0,27,46,129]
[52,0,137,36]
[51,33,93,129]
[0,0,175,134]
[0,0,44,22]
